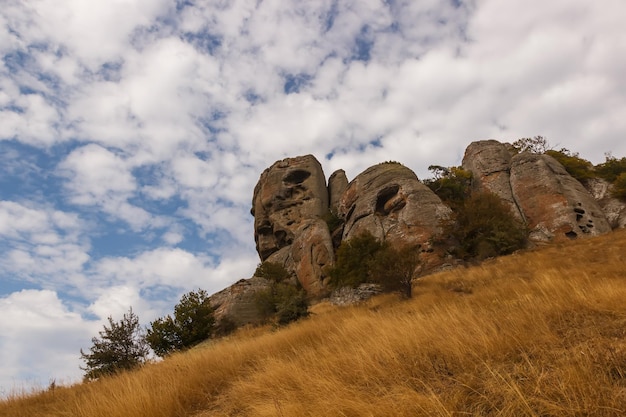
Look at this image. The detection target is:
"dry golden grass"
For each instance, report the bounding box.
[2,230,626,416]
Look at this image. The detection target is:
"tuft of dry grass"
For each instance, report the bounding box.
[2,230,626,416]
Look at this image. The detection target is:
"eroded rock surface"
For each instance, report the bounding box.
[509,152,611,241]
[462,140,523,221]
[208,277,271,327]
[251,155,334,296]
[337,162,451,268]
[585,178,626,229]
[463,140,613,242]
[328,169,348,215]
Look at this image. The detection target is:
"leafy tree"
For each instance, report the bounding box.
[80,308,149,380]
[612,172,626,201]
[370,244,421,298]
[595,154,626,182]
[146,289,215,357]
[545,149,594,183]
[326,232,384,288]
[254,282,309,326]
[424,166,472,208]
[445,192,527,260]
[255,261,291,283]
[326,232,421,297]
[512,136,551,154]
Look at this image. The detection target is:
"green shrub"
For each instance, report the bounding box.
[326,232,384,288]
[612,172,626,201]
[369,244,421,298]
[424,165,472,208]
[80,308,149,380]
[595,155,626,182]
[545,149,594,183]
[146,289,215,357]
[255,261,291,282]
[254,282,309,326]
[511,136,550,154]
[445,192,527,260]
[326,232,421,297]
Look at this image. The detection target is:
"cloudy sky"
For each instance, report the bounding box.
[1,0,625,393]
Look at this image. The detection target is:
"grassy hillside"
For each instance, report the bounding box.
[2,230,626,416]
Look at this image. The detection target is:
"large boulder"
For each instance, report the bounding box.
[251,155,334,297]
[208,277,271,327]
[509,152,612,241]
[337,162,451,268]
[462,140,523,221]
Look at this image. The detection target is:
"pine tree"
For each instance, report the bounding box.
[80,307,149,380]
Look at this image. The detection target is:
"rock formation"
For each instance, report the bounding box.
[509,152,611,241]
[462,140,523,221]
[210,140,621,326]
[337,162,451,268]
[585,178,626,229]
[463,140,612,242]
[208,277,271,327]
[251,155,334,297]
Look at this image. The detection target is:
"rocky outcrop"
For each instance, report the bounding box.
[463,140,612,242]
[337,162,451,268]
[208,277,271,327]
[462,140,523,221]
[328,169,348,215]
[211,141,620,326]
[510,152,611,241]
[251,155,334,297]
[585,178,626,229]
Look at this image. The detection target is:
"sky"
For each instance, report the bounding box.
[1,0,625,393]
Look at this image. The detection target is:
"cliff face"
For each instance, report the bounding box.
[210,140,620,325]
[462,140,611,242]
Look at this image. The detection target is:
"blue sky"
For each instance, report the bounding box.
[1,0,626,393]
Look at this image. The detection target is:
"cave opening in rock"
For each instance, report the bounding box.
[375,185,400,215]
[283,170,311,185]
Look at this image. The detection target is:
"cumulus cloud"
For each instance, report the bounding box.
[0,290,97,393]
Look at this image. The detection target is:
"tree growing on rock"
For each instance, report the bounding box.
[512,136,551,154]
[80,308,149,380]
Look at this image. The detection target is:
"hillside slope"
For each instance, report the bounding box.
[2,230,626,416]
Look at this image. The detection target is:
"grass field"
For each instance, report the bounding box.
[2,230,625,416]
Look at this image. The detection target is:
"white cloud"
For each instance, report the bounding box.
[0,290,97,393]
[0,201,89,287]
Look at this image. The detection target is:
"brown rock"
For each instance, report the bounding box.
[252,155,330,261]
[251,155,334,298]
[337,162,451,268]
[328,169,348,214]
[462,140,523,221]
[291,218,335,297]
[585,178,626,229]
[510,152,612,241]
[208,276,271,327]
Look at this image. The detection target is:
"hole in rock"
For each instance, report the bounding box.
[565,231,578,239]
[375,185,400,215]
[283,170,311,185]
